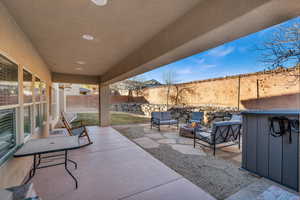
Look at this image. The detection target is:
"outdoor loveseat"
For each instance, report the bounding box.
[193,120,242,155]
[151,112,179,131]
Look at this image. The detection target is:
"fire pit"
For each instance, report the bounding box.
[179,125,196,138]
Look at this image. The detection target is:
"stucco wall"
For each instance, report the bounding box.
[0,2,52,188]
[142,67,300,110]
[66,95,99,112]
[66,95,148,112]
[0,3,51,84]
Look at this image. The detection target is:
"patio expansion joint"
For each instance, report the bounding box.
[117,177,184,200]
[71,146,135,157]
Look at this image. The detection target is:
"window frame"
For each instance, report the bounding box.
[23,103,33,142]
[0,54,21,165]
[23,67,34,104]
[23,67,34,141]
[33,76,47,132]
[0,54,48,166]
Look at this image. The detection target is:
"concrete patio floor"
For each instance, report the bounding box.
[31,126,215,200]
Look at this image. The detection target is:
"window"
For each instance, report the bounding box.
[24,105,32,138]
[0,109,16,158]
[50,86,58,120]
[0,55,18,161]
[35,104,41,129]
[23,69,33,139]
[34,77,42,130]
[0,54,49,164]
[34,77,41,102]
[23,69,33,104]
[0,56,18,106]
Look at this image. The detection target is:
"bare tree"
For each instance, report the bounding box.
[256,18,300,87]
[169,84,195,106]
[257,18,300,70]
[162,70,177,109]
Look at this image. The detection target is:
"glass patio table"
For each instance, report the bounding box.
[14,136,81,189]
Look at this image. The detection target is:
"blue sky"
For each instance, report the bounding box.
[136,17,299,84]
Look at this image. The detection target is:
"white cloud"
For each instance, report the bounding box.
[177,68,192,74]
[201,64,217,69]
[208,46,235,57]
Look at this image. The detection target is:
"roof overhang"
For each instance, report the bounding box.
[2,0,300,84]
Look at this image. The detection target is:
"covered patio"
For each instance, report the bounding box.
[0,0,299,199]
[32,126,214,200]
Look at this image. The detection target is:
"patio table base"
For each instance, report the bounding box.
[24,150,78,189]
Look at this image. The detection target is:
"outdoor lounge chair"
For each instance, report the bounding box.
[193,120,241,155]
[61,112,93,145]
[187,112,204,124]
[151,112,179,131]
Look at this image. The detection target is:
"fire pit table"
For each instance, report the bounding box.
[179,124,208,138]
[179,125,195,138]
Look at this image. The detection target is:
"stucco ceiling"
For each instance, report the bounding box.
[2,0,202,76]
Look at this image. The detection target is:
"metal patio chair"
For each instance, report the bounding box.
[151,112,179,131]
[187,112,204,124]
[193,120,241,155]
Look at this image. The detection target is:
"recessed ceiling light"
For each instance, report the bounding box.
[91,0,108,6]
[82,34,94,41]
[76,61,86,65]
[75,67,83,71]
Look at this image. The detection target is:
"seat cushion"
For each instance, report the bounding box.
[152,118,160,124]
[189,119,201,123]
[159,120,178,125]
[151,112,162,120]
[196,131,211,138]
[214,121,242,126]
[161,112,172,121]
[191,112,204,120]
[195,131,212,143]
[71,127,85,136]
[230,114,242,122]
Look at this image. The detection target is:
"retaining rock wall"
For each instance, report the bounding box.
[111,103,239,125]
